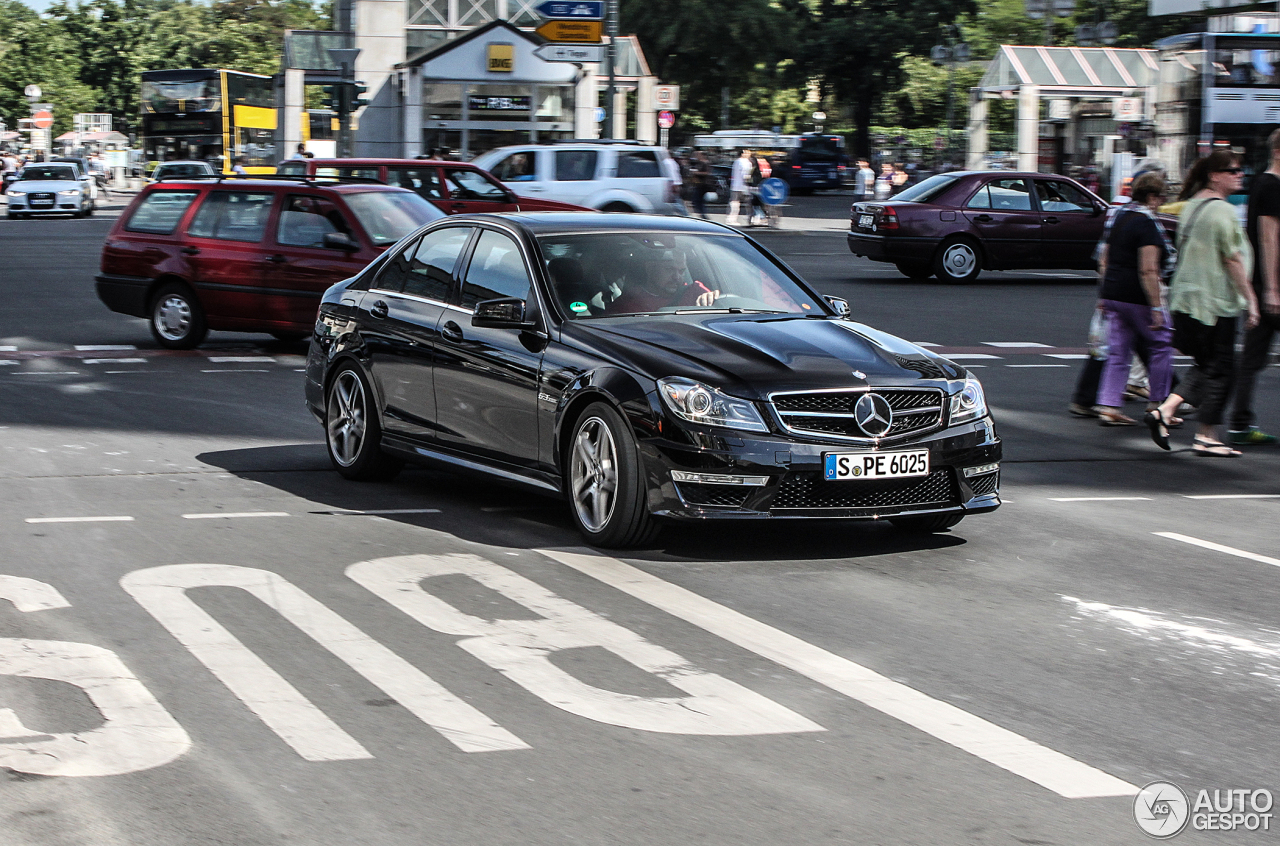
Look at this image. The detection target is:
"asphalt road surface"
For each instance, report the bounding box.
[1,198,1278,846]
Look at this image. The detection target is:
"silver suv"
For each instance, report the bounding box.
[472,141,681,215]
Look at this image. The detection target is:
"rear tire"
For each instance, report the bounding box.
[270,330,309,343]
[565,401,660,548]
[933,237,982,283]
[889,513,964,533]
[601,202,634,213]
[149,282,207,349]
[894,261,932,280]
[325,364,403,482]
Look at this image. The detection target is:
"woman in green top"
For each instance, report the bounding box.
[1149,151,1261,456]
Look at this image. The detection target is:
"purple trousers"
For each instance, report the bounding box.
[1098,299,1175,408]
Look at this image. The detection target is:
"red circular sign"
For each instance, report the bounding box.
[657,110,675,129]
[32,110,53,129]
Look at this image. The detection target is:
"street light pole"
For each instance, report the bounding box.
[604,0,618,140]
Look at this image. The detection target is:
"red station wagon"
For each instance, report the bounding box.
[96,177,445,348]
[277,157,593,215]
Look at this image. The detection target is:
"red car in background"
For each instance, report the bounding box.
[847,171,1125,283]
[277,158,594,215]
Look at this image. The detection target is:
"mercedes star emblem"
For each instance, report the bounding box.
[853,393,894,437]
[851,370,866,380]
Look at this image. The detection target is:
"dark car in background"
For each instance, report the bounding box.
[96,176,444,348]
[847,171,1131,282]
[306,213,1001,548]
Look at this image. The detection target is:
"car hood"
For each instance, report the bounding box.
[568,314,964,399]
[12,180,81,192]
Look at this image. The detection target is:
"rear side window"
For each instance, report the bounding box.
[616,151,660,178]
[277,161,308,176]
[970,179,1031,212]
[462,229,532,308]
[188,191,276,242]
[555,150,597,181]
[125,191,200,234]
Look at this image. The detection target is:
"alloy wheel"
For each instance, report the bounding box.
[327,370,367,467]
[570,416,619,533]
[154,295,192,341]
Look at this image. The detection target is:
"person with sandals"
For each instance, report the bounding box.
[1148,152,1261,456]
[1093,172,1178,427]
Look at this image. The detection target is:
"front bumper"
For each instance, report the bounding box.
[8,199,83,215]
[639,417,1001,521]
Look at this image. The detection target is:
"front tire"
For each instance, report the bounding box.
[566,402,659,548]
[933,237,982,283]
[325,364,403,481]
[600,202,634,213]
[889,513,963,533]
[149,282,207,349]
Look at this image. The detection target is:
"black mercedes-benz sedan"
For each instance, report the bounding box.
[304,213,1001,547]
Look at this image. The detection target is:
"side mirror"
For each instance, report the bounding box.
[323,232,360,252]
[825,295,851,317]
[1092,203,1105,217]
[473,297,538,330]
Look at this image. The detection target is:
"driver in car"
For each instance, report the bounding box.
[605,250,720,314]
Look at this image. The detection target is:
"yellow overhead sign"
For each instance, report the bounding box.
[535,20,602,43]
[487,43,514,72]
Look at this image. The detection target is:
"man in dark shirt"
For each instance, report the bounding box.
[1230,127,1280,444]
[606,251,719,314]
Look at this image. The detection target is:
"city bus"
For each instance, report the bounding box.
[692,130,848,192]
[140,68,277,175]
[1155,29,1280,195]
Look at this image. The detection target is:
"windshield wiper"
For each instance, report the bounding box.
[672,308,786,315]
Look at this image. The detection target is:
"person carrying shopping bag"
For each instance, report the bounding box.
[1093,172,1178,426]
[1148,151,1261,455]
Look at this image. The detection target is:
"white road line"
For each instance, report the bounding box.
[1154,532,1280,569]
[1183,494,1280,500]
[12,371,80,375]
[26,516,135,524]
[1007,364,1069,368]
[207,356,276,363]
[983,342,1053,348]
[181,512,290,520]
[74,344,136,351]
[946,354,1002,360]
[314,508,442,516]
[85,358,146,365]
[1044,354,1089,360]
[538,548,1138,799]
[1049,497,1152,502]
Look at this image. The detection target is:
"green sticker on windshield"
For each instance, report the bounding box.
[570,301,589,313]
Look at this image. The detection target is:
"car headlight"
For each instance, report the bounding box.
[58,189,81,196]
[657,377,769,433]
[949,375,988,425]
[5,190,23,197]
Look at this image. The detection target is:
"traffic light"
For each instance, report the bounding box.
[321,85,338,110]
[351,82,369,109]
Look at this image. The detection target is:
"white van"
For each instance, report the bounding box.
[471,141,682,215]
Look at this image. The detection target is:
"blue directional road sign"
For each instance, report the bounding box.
[536,1,604,19]
[758,178,790,206]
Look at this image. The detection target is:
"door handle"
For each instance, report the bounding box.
[370,300,389,319]
[526,186,544,192]
[1043,216,1060,224]
[180,246,200,255]
[441,320,464,342]
[265,254,288,263]
[973,214,992,222]
[450,203,467,213]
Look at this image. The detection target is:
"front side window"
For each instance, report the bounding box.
[462,230,532,308]
[1036,180,1094,213]
[276,194,352,248]
[125,190,199,234]
[388,167,443,199]
[403,227,471,299]
[490,151,538,182]
[555,150,598,181]
[187,191,275,241]
[446,169,509,201]
[616,151,660,178]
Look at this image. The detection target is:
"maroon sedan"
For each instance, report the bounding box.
[847,171,1111,282]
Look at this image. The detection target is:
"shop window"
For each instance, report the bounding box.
[405,0,448,27]
[507,0,541,24]
[458,0,498,27]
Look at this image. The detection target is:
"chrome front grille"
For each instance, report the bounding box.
[769,387,945,443]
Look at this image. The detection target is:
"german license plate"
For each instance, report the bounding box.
[858,213,874,228]
[824,450,930,481]
[31,200,53,207]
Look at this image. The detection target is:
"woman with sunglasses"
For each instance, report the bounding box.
[1148,151,1261,456]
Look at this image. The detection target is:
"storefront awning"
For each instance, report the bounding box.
[978,45,1158,97]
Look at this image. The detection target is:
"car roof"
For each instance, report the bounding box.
[155,160,213,167]
[305,158,476,168]
[142,177,418,194]
[944,171,1076,180]
[449,211,737,237]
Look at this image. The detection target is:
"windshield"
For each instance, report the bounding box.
[156,163,212,178]
[344,191,444,246]
[141,78,221,114]
[538,232,826,319]
[891,174,959,204]
[20,166,77,182]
